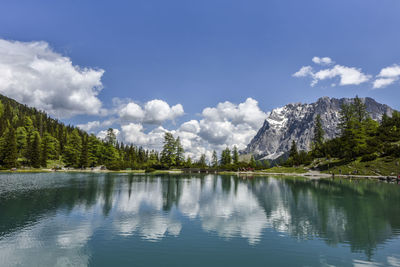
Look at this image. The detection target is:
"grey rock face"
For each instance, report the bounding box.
[244,97,394,160]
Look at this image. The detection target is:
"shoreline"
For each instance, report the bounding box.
[1,168,398,180]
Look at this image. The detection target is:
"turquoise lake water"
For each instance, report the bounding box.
[0,173,399,266]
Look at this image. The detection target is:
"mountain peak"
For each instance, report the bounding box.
[244,97,394,160]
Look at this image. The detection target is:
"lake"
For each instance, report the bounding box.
[0,173,399,267]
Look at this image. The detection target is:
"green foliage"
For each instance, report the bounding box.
[196,154,207,168]
[232,146,239,165]
[63,129,82,167]
[175,137,184,167]
[220,147,231,166]
[249,155,256,168]
[1,127,18,168]
[30,131,41,168]
[211,150,218,167]
[160,132,183,168]
[307,97,400,173]
[161,132,177,167]
[285,140,312,167]
[312,114,325,157]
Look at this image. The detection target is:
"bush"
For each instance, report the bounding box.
[106,160,122,170]
[145,167,156,173]
[361,153,378,162]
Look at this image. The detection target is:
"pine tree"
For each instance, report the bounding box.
[40,133,49,167]
[80,135,89,168]
[3,127,18,168]
[63,129,82,167]
[249,155,256,169]
[232,146,239,165]
[161,132,176,167]
[105,128,117,146]
[289,140,299,166]
[16,126,27,157]
[185,156,192,168]
[175,137,184,167]
[198,154,207,168]
[312,114,325,157]
[313,114,325,147]
[30,131,41,168]
[353,95,368,123]
[211,150,218,167]
[221,147,231,166]
[289,140,298,158]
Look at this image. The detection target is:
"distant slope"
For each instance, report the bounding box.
[244,97,394,160]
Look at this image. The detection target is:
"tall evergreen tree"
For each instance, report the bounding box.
[185,156,192,168]
[16,126,27,157]
[232,146,239,165]
[3,127,18,168]
[220,147,231,166]
[161,132,176,167]
[211,150,218,167]
[313,114,325,147]
[40,133,49,167]
[175,137,184,167]
[288,140,299,166]
[197,154,207,168]
[249,155,256,168]
[289,140,298,159]
[30,131,41,168]
[312,114,325,157]
[80,135,89,168]
[63,129,82,167]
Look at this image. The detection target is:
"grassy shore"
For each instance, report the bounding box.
[315,156,400,176]
[2,159,399,179]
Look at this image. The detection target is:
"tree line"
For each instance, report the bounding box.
[157,132,269,170]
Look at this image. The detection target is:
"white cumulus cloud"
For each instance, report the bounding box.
[313,65,371,86]
[293,59,371,87]
[77,119,114,133]
[293,66,314,78]
[118,98,267,160]
[373,64,400,89]
[121,123,166,149]
[118,99,184,124]
[0,39,105,118]
[312,56,333,65]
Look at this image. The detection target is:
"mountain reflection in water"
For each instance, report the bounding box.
[0,173,399,266]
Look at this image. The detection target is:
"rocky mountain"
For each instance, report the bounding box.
[244,97,394,160]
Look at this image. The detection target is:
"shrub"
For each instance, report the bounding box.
[361,153,378,162]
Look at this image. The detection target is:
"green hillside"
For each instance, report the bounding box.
[0,94,160,170]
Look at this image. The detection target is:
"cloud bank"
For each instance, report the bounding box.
[0,39,105,118]
[116,98,267,159]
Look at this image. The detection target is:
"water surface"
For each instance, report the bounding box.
[0,173,400,266]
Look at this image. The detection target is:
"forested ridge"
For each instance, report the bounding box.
[0,94,163,170]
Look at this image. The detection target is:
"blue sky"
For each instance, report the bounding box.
[0,0,399,157]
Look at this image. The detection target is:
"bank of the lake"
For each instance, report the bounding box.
[2,167,400,181]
